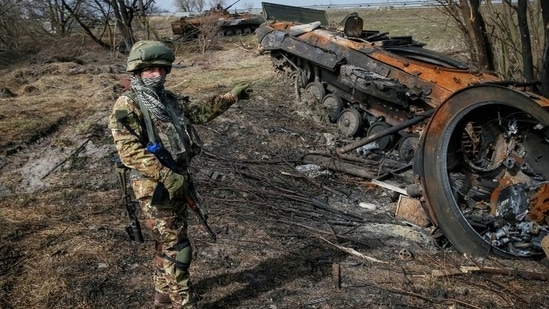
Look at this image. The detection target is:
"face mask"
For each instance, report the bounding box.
[141,76,166,92]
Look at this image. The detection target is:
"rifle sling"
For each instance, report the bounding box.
[135,92,193,173]
[135,94,158,145]
[120,91,193,175]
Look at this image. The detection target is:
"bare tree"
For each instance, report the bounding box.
[541,0,549,96]
[174,0,205,12]
[437,0,549,97]
[0,0,58,49]
[457,0,494,70]
[96,0,156,50]
[194,0,205,12]
[174,0,192,12]
[512,0,534,83]
[196,10,219,52]
[24,0,74,36]
[0,0,25,49]
[106,0,137,50]
[55,0,155,52]
[242,1,254,12]
[0,0,23,17]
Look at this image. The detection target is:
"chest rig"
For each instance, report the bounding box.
[123,91,202,172]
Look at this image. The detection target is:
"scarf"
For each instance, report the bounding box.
[130,75,171,122]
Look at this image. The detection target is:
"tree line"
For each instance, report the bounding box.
[0,0,159,53]
[1,0,549,97]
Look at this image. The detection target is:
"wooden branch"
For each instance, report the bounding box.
[319,236,388,264]
[302,153,377,179]
[461,265,549,281]
[279,170,349,197]
[432,265,549,281]
[379,285,483,309]
[41,138,91,180]
[332,262,341,289]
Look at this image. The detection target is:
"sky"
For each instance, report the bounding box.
[154,0,414,12]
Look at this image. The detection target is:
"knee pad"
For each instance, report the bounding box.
[175,238,192,271]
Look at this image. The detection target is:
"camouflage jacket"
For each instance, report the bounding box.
[108,89,238,199]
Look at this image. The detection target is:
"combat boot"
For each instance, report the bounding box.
[154,292,172,307]
[172,304,198,309]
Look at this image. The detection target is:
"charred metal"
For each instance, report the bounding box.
[171,0,265,39]
[257,3,549,259]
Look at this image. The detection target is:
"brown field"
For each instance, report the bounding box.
[1,7,547,309]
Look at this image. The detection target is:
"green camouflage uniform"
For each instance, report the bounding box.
[108,90,238,308]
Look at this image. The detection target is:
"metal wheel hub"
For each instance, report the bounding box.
[338,108,362,137]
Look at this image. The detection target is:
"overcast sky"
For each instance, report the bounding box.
[154,0,408,12]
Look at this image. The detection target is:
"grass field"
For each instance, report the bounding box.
[327,7,464,52]
[1,6,548,309]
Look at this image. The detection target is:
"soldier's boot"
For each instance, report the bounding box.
[171,289,197,309]
[154,292,172,307]
[172,299,198,309]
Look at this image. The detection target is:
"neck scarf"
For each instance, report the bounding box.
[130,75,171,122]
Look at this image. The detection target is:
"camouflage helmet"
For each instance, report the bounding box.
[126,40,175,74]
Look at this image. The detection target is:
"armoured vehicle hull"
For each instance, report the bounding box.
[257,3,549,259]
[171,7,265,39]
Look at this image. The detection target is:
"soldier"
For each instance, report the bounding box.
[108,40,249,308]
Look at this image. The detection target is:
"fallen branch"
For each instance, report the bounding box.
[432,265,549,281]
[280,170,349,197]
[379,285,483,309]
[319,236,388,264]
[461,265,549,281]
[41,138,91,180]
[301,153,377,179]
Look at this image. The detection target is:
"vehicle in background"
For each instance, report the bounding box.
[171,0,265,40]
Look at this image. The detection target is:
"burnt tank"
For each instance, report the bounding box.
[171,1,265,39]
[257,2,549,260]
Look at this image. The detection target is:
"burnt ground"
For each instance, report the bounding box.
[1,36,548,309]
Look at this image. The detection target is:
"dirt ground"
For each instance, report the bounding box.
[1,32,549,309]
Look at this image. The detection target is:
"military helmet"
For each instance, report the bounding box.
[126,40,175,74]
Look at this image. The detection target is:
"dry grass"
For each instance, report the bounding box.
[327,7,464,52]
[1,8,547,309]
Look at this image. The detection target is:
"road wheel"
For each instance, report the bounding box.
[367,121,393,150]
[338,108,362,137]
[418,85,549,259]
[305,82,325,104]
[322,93,344,123]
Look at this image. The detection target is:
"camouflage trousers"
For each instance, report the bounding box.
[139,190,196,309]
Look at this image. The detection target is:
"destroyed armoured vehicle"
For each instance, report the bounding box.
[171,0,265,39]
[257,3,549,259]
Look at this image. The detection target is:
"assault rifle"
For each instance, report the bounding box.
[149,144,217,242]
[184,176,217,242]
[113,156,144,243]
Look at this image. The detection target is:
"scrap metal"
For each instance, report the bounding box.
[256,2,549,259]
